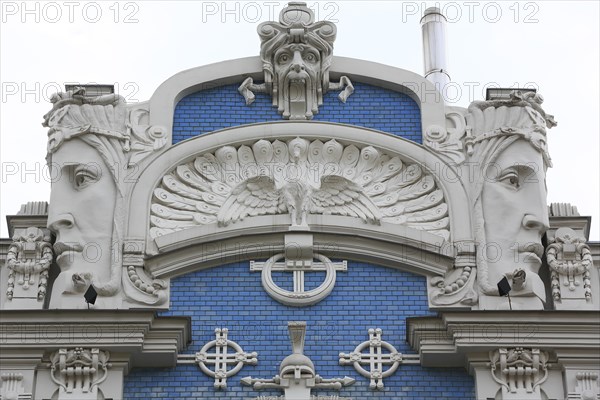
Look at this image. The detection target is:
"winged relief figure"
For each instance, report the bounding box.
[150,138,450,239]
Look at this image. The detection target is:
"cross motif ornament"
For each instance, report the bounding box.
[250,253,346,307]
[195,328,258,390]
[339,328,403,390]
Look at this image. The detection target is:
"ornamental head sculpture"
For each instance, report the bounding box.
[43,87,129,308]
[465,90,556,310]
[238,2,354,120]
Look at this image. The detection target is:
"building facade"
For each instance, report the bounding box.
[1,3,599,399]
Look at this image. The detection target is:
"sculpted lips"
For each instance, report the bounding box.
[517,242,544,265]
[53,242,83,256]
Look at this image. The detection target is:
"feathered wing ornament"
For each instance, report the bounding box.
[217,176,286,226]
[311,175,381,224]
[150,138,450,240]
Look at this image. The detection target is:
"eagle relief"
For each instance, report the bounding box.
[150,138,450,240]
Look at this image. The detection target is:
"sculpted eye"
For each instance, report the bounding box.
[499,171,520,189]
[304,52,318,62]
[278,53,291,64]
[73,166,99,190]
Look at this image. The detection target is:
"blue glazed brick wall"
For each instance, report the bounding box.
[172,83,422,143]
[123,262,474,399]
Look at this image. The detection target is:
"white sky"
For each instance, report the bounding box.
[1,0,599,240]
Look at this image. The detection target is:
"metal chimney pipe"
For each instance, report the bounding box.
[421,7,451,90]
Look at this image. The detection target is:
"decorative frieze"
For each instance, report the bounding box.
[195,328,257,390]
[489,348,549,399]
[238,2,354,120]
[5,227,52,303]
[339,328,403,390]
[49,348,111,400]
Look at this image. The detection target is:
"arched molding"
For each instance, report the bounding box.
[147,56,446,142]
[125,122,471,280]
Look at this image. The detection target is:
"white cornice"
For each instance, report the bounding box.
[407,311,600,368]
[0,310,191,369]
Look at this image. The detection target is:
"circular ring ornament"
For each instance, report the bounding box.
[261,252,337,307]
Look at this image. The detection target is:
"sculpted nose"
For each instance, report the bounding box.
[291,52,304,72]
[48,213,74,232]
[522,213,549,234]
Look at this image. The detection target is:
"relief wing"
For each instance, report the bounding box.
[150,162,229,237]
[311,175,382,223]
[217,176,286,226]
[371,164,450,240]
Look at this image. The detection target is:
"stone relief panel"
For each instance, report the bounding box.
[546,227,593,308]
[5,227,52,304]
[489,348,549,400]
[238,2,354,120]
[42,87,168,309]
[149,137,450,240]
[48,348,111,400]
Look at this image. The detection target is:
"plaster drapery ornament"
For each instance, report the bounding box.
[49,348,111,400]
[0,373,32,400]
[567,372,600,400]
[339,328,403,390]
[43,87,168,309]
[489,348,549,400]
[150,138,450,239]
[238,2,354,120]
[194,328,258,390]
[242,322,354,400]
[5,227,52,302]
[429,240,478,307]
[121,239,168,306]
[462,90,556,310]
[546,227,593,304]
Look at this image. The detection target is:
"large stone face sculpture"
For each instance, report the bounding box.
[466,91,556,310]
[43,87,167,308]
[238,2,354,120]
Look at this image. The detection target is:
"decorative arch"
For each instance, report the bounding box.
[125,122,472,285]
[147,56,446,143]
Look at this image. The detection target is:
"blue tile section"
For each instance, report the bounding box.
[172,83,422,143]
[123,262,474,399]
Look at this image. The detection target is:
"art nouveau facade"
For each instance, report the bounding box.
[1,4,598,399]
